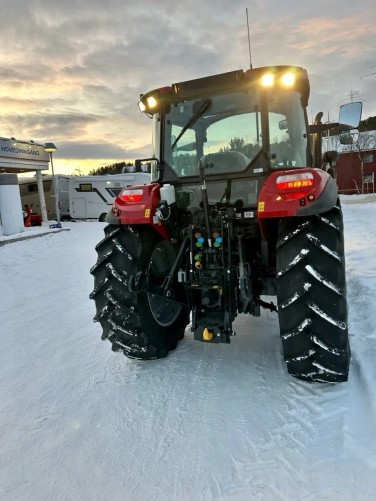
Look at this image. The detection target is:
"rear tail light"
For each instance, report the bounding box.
[118,189,144,202]
[276,172,315,191]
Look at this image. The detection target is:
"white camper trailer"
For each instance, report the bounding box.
[69,173,151,221]
[19,175,71,220]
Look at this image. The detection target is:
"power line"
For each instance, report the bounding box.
[360,58,376,79]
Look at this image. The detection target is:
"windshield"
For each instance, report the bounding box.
[163,89,308,177]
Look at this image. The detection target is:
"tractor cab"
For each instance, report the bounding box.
[138,66,311,210]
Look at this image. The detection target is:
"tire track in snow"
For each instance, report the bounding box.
[342,200,376,469]
[109,336,223,501]
[213,311,363,500]
[343,200,376,411]
[344,275,376,466]
[219,349,294,500]
[284,380,348,451]
[347,275,376,415]
[206,313,312,500]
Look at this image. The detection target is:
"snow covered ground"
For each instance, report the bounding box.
[1,196,376,501]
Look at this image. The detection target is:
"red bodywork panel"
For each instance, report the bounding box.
[112,170,333,241]
[112,183,168,239]
[257,168,331,219]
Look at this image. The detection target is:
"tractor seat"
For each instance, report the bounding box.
[200,151,249,173]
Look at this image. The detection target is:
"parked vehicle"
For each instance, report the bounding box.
[90,65,362,382]
[69,173,151,221]
[19,173,151,222]
[19,175,70,220]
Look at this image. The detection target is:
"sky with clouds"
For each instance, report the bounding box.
[1,0,375,174]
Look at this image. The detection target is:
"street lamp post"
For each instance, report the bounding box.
[44,142,61,226]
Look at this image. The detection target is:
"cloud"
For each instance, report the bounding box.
[56,140,148,159]
[0,0,375,174]
[0,111,99,140]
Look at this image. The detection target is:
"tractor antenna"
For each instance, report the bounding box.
[246,8,253,69]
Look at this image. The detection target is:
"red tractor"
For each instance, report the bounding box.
[90,66,361,382]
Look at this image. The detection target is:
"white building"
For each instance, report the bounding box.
[0,137,51,222]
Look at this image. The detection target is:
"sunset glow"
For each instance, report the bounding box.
[1,0,375,175]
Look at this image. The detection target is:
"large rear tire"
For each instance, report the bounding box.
[90,225,189,359]
[276,200,350,382]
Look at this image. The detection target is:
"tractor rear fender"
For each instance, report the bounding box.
[258,168,337,221]
[257,168,338,256]
[105,182,169,239]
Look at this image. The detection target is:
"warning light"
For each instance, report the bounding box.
[276,172,315,191]
[119,189,143,202]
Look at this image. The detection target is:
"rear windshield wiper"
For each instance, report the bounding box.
[171,98,211,150]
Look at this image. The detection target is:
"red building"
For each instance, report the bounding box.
[336,149,376,195]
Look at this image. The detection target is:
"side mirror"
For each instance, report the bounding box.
[339,102,362,129]
[279,119,288,130]
[135,157,160,181]
[339,130,359,145]
[338,102,362,145]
